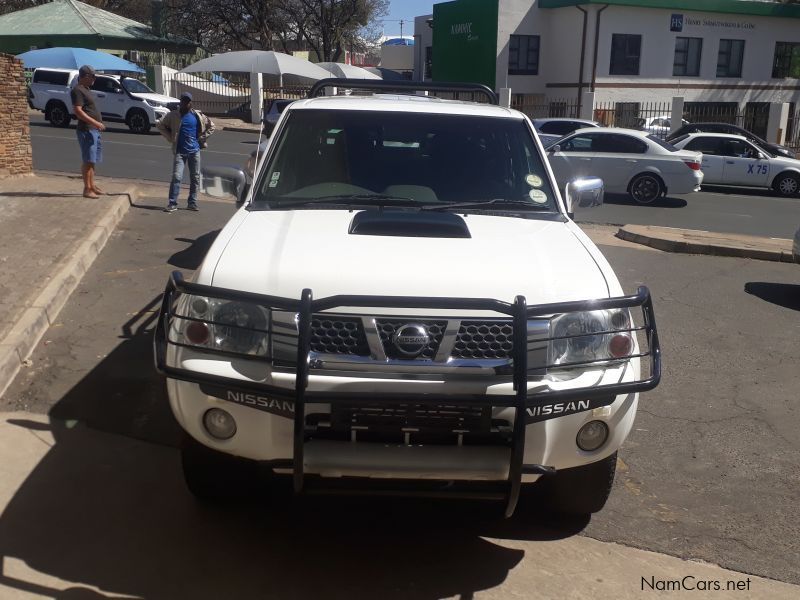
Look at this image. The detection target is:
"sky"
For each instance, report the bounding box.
[383,0,436,36]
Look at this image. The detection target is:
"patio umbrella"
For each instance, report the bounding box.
[16,47,144,73]
[181,50,330,86]
[317,62,381,80]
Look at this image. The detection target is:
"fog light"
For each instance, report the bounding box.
[203,408,237,440]
[576,420,608,451]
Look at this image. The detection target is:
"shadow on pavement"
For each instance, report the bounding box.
[603,193,688,208]
[744,282,800,311]
[169,232,221,270]
[47,294,183,448]
[700,184,777,198]
[0,416,588,599]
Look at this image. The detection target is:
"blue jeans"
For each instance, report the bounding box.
[168,152,201,206]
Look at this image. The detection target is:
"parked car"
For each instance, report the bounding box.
[636,115,688,137]
[29,68,179,133]
[155,81,661,518]
[533,118,601,136]
[667,122,796,159]
[262,98,294,135]
[547,128,703,204]
[671,133,800,197]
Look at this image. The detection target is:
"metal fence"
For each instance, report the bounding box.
[786,106,800,153]
[161,72,251,117]
[592,101,673,136]
[511,96,580,119]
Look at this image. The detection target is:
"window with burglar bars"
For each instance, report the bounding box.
[772,42,800,78]
[609,34,641,76]
[717,39,744,78]
[509,35,540,75]
[674,37,702,77]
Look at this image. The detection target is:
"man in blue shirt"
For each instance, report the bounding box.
[156,92,216,212]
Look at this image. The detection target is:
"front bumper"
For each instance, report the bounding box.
[155,272,661,515]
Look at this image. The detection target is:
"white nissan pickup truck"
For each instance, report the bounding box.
[155,80,661,517]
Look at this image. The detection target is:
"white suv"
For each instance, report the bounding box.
[29,68,180,133]
[155,80,661,517]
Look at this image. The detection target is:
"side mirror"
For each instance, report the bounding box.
[201,165,247,203]
[116,88,125,94]
[565,177,604,217]
[549,144,561,153]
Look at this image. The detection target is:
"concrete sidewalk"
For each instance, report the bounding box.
[0,412,797,598]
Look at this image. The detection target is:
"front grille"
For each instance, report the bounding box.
[166,102,179,111]
[310,316,369,355]
[452,320,514,360]
[376,319,446,359]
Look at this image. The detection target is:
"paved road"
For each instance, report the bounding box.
[29,113,257,183]
[1,201,798,589]
[30,113,800,238]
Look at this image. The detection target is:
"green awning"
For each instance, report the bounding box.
[0,0,196,54]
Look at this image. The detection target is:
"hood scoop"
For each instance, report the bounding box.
[348,209,471,238]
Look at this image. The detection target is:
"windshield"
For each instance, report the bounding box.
[253,109,558,212]
[122,78,154,94]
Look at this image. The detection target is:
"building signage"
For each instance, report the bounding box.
[669,13,755,32]
[433,0,499,88]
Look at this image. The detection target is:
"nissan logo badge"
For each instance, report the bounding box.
[392,324,430,357]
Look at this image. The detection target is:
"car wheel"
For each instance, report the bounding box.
[773,172,800,197]
[181,435,262,503]
[47,101,71,128]
[629,173,664,204]
[537,452,618,515]
[127,109,151,134]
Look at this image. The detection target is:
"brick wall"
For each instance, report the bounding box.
[0,53,33,178]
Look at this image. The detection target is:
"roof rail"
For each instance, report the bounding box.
[308,78,499,105]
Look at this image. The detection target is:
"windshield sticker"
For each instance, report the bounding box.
[269,171,280,188]
[529,189,547,204]
[526,174,543,188]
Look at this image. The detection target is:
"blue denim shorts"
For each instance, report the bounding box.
[76,129,102,164]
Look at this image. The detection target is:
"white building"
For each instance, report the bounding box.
[414,0,800,139]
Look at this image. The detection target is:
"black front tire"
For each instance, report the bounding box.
[181,435,261,503]
[127,109,152,134]
[538,452,618,515]
[773,172,800,197]
[629,173,664,204]
[48,102,71,128]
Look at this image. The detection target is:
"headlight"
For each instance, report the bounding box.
[145,99,166,108]
[170,294,270,357]
[548,309,633,369]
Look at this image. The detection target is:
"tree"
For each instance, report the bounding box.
[283,0,388,62]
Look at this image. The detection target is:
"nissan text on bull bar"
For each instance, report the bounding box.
[154,79,661,517]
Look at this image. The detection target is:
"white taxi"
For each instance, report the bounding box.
[547,128,703,204]
[671,133,800,197]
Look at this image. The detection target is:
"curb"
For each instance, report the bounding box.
[0,188,134,398]
[617,225,796,263]
[222,125,261,134]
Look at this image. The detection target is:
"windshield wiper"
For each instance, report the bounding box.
[273,194,423,208]
[420,198,551,211]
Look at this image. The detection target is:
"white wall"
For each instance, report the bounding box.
[588,5,800,104]
[413,14,434,81]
